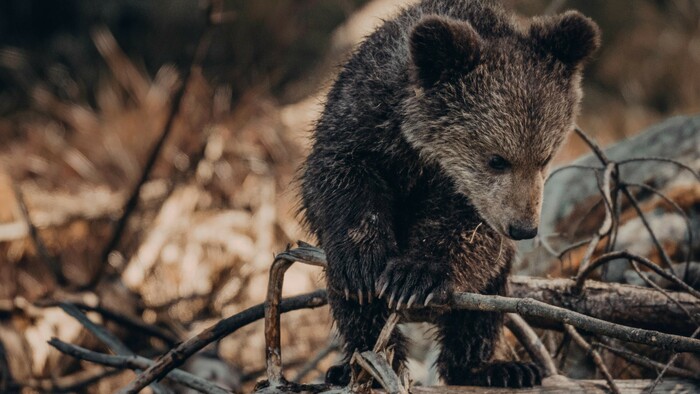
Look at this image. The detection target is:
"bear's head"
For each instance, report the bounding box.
[402,10,600,240]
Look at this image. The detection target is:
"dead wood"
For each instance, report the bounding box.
[505,313,558,378]
[596,340,700,380]
[9,270,698,392]
[49,339,228,394]
[58,303,171,394]
[409,378,700,393]
[450,291,700,353]
[564,324,620,394]
[120,289,328,393]
[120,242,700,393]
[11,181,66,285]
[509,276,700,335]
[539,115,700,244]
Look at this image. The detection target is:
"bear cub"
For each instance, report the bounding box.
[300,0,599,387]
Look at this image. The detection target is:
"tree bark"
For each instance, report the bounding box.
[509,276,699,335]
[410,378,699,394]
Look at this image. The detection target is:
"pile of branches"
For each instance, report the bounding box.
[24,129,700,394]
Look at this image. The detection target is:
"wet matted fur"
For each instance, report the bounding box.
[300,0,599,387]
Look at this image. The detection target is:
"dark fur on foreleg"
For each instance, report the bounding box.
[324,291,408,386]
[437,309,541,387]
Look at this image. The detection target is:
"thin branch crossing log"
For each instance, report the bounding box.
[122,244,700,393]
[451,292,700,353]
[509,276,700,335]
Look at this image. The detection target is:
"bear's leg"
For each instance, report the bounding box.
[325,291,408,386]
[436,309,541,387]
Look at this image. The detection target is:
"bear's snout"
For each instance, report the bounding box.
[508,224,538,240]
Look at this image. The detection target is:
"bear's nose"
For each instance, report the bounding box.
[508,225,538,240]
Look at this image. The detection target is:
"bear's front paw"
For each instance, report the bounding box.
[325,363,351,386]
[469,362,542,388]
[376,258,451,309]
[327,256,384,305]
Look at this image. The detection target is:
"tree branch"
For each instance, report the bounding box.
[506,313,558,378]
[48,339,229,394]
[575,251,700,299]
[119,289,327,393]
[450,292,700,353]
[509,276,700,335]
[564,324,620,394]
[120,281,700,392]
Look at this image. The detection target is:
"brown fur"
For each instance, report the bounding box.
[299,0,600,387]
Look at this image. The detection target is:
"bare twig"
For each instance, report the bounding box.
[506,313,558,378]
[374,313,400,354]
[120,289,328,393]
[542,127,698,391]
[564,325,620,394]
[627,262,700,391]
[51,273,700,393]
[617,157,700,181]
[539,237,592,261]
[59,303,171,394]
[352,350,408,394]
[628,259,700,391]
[576,163,615,276]
[574,127,610,164]
[597,340,699,380]
[597,164,616,240]
[351,313,402,389]
[12,182,66,285]
[123,244,700,393]
[546,164,602,183]
[620,186,676,273]
[613,347,699,381]
[649,326,700,392]
[49,339,229,394]
[629,262,699,326]
[451,291,700,353]
[59,303,133,355]
[264,245,327,387]
[575,251,700,299]
[509,276,699,335]
[622,182,695,283]
[35,299,178,345]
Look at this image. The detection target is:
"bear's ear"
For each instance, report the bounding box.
[529,11,601,67]
[410,16,482,89]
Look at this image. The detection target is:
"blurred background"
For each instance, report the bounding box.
[0,0,699,392]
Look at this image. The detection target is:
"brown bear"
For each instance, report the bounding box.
[299,0,600,387]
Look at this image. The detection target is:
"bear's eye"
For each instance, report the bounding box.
[541,153,554,168]
[488,155,511,171]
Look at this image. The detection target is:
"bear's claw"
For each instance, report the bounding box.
[406,294,417,309]
[424,292,435,306]
[375,257,450,310]
[340,287,375,305]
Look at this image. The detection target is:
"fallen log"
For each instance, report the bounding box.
[6,276,695,337]
[410,378,700,394]
[509,276,700,335]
